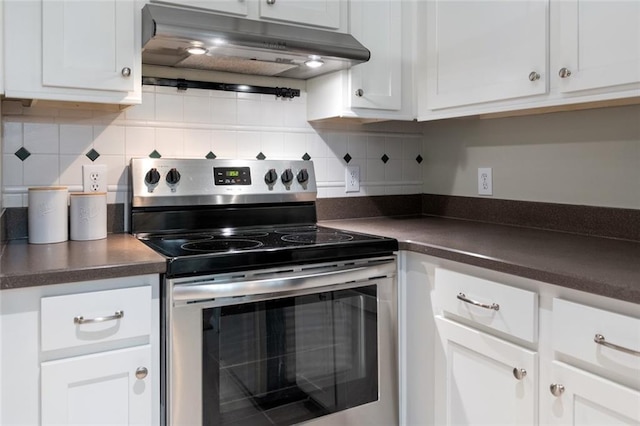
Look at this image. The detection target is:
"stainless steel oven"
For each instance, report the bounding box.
[130,158,399,426]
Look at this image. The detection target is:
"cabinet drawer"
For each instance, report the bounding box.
[552,298,640,379]
[41,286,151,352]
[435,268,538,343]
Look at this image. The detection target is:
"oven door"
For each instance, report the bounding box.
[166,256,398,426]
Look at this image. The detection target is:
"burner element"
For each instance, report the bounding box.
[281,232,354,244]
[181,239,264,253]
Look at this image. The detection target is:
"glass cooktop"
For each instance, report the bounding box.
[137,225,398,277]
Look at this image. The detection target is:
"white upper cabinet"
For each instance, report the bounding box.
[424,0,548,110]
[553,0,640,94]
[258,0,341,30]
[418,0,640,120]
[152,0,346,31]
[3,0,141,105]
[306,0,413,121]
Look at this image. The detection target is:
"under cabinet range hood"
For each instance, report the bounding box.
[141,4,371,80]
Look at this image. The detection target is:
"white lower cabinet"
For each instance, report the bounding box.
[400,251,640,426]
[436,317,538,425]
[41,345,151,426]
[0,274,159,426]
[547,361,640,425]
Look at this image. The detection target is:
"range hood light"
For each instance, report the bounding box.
[305,56,324,69]
[186,46,208,55]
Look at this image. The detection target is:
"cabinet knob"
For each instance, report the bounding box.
[266,0,276,4]
[558,67,572,78]
[355,89,364,97]
[512,368,527,380]
[528,71,540,82]
[121,67,132,77]
[550,383,565,397]
[135,367,148,380]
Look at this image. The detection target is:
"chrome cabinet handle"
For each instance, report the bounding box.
[550,383,565,397]
[121,67,132,77]
[594,334,640,356]
[457,292,500,311]
[135,367,148,380]
[528,71,540,81]
[74,310,124,325]
[558,67,572,78]
[355,89,364,97]
[513,368,527,380]
[266,0,275,4]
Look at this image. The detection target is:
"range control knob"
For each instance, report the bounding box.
[144,168,161,185]
[281,168,294,185]
[166,168,181,185]
[297,169,309,184]
[264,168,278,186]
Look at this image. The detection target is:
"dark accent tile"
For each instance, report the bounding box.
[343,153,352,164]
[205,151,217,159]
[149,150,161,159]
[302,153,311,161]
[14,147,31,161]
[416,155,423,164]
[381,154,389,164]
[86,148,100,162]
[256,152,266,160]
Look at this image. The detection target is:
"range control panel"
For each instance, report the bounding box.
[130,158,317,207]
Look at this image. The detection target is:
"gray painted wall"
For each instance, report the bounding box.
[422,104,640,209]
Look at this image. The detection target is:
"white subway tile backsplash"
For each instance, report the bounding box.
[93,125,126,156]
[125,127,156,158]
[23,154,59,186]
[211,130,238,159]
[156,128,184,158]
[2,193,24,208]
[60,124,93,155]
[2,85,424,202]
[184,95,212,124]
[183,129,212,158]
[2,154,23,186]
[3,122,23,154]
[23,123,59,154]
[156,93,184,122]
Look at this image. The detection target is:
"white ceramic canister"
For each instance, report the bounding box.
[28,186,69,244]
[70,192,107,241]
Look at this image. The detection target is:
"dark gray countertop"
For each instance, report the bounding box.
[320,216,640,304]
[0,234,166,290]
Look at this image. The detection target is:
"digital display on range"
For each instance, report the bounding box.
[214,167,251,185]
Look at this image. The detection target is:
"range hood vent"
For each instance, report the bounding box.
[141,4,371,80]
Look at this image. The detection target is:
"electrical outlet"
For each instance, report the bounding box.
[478,167,493,196]
[83,164,108,193]
[345,165,360,193]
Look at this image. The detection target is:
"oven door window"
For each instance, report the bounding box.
[202,285,378,426]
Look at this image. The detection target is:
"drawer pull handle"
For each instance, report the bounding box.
[594,334,640,356]
[74,310,124,325]
[457,292,500,311]
[135,367,148,380]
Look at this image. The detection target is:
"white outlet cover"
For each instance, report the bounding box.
[478,167,493,196]
[345,165,360,193]
[82,164,108,193]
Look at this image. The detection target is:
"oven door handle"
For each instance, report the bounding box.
[173,258,396,302]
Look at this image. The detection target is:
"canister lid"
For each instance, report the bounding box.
[70,192,107,196]
[28,186,68,191]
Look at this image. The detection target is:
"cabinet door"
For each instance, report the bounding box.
[41,345,152,426]
[426,0,548,109]
[435,316,538,425]
[548,361,640,425]
[555,0,640,93]
[258,0,341,29]
[42,0,136,92]
[349,0,401,111]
